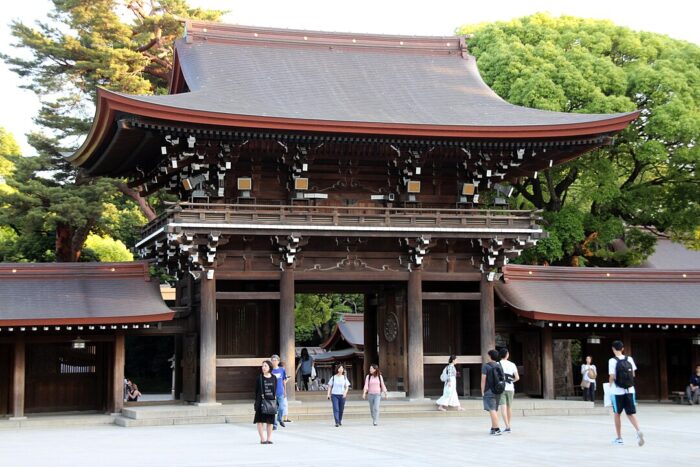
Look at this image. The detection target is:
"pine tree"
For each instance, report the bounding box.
[0,0,224,261]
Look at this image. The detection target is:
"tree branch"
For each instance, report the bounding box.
[114,180,157,221]
[554,166,579,198]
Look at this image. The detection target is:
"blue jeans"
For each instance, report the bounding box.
[274,394,285,426]
[331,394,345,424]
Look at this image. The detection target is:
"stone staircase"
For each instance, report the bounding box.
[114,398,606,428]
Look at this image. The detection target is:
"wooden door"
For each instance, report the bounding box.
[632,338,659,400]
[25,342,105,413]
[378,287,407,392]
[518,331,542,396]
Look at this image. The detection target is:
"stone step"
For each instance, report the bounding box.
[121,399,597,420]
[115,415,227,428]
[0,414,116,430]
[116,404,608,427]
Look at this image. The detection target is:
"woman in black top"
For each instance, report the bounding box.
[254,360,278,444]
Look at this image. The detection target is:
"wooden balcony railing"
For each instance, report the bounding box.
[141,202,541,239]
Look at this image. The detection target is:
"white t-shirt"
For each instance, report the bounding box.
[500,360,518,392]
[608,355,637,395]
[581,364,597,383]
[329,375,350,395]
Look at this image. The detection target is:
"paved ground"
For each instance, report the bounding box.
[0,404,695,466]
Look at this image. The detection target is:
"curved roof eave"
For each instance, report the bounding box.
[69,88,640,169]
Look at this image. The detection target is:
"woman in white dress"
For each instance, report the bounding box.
[436,355,464,411]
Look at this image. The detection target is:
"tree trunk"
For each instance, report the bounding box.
[55,219,95,262]
[55,223,78,262]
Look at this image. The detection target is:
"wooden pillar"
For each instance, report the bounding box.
[658,337,668,401]
[280,267,296,401]
[479,276,495,362]
[407,268,424,399]
[363,294,378,375]
[11,338,25,419]
[541,327,554,399]
[199,274,217,404]
[110,332,125,414]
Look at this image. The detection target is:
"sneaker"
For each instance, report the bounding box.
[490,428,502,436]
[503,428,511,434]
[612,438,624,445]
[373,422,378,426]
[335,423,339,427]
[284,419,293,423]
[279,421,286,428]
[273,426,277,431]
[636,431,645,447]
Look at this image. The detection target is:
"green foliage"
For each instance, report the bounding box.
[0,0,223,261]
[459,13,700,265]
[295,294,363,344]
[0,226,23,262]
[0,128,21,183]
[82,233,133,262]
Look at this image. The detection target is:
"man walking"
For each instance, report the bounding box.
[498,348,519,433]
[270,355,287,429]
[609,340,644,446]
[481,349,505,436]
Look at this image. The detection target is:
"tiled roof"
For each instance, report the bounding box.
[0,262,174,326]
[496,265,700,324]
[122,22,635,128]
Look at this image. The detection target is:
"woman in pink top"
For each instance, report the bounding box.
[362,364,388,426]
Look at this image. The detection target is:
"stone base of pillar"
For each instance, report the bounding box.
[193,402,222,407]
[9,416,27,421]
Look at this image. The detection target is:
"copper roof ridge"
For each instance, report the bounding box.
[501,264,700,282]
[0,261,151,279]
[183,20,465,54]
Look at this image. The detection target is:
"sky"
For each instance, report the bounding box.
[1,0,699,156]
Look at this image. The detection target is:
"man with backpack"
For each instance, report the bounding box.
[481,349,506,435]
[609,340,645,446]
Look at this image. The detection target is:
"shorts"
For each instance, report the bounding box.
[483,391,499,412]
[499,390,514,406]
[612,393,636,415]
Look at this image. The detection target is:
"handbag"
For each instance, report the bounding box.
[440,366,449,383]
[259,376,278,415]
[580,380,591,389]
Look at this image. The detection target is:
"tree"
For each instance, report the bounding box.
[458,14,700,265]
[295,294,364,344]
[0,0,223,261]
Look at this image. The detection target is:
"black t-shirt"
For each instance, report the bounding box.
[256,374,277,401]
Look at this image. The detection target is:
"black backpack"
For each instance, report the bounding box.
[487,362,506,395]
[615,356,635,389]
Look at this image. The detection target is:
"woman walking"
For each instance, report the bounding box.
[326,363,351,427]
[362,364,388,426]
[436,355,464,411]
[254,360,278,444]
[296,347,315,391]
[580,355,597,402]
